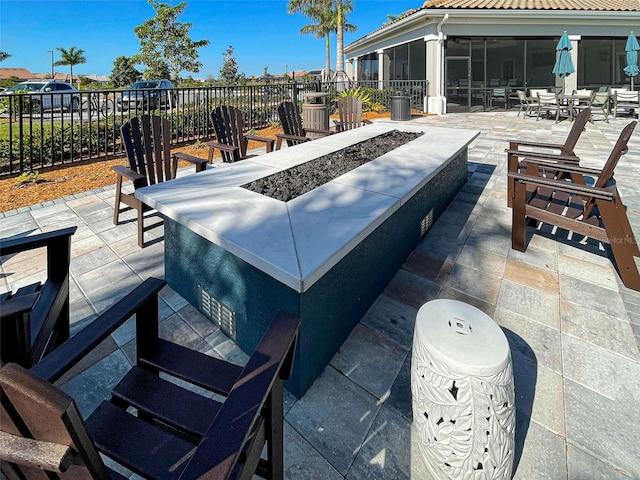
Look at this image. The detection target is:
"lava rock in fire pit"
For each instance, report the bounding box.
[242,130,423,202]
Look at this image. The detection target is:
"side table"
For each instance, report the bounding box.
[411,299,515,479]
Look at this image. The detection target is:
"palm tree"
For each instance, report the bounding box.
[287,0,354,86]
[298,4,355,83]
[0,51,11,62]
[54,46,86,82]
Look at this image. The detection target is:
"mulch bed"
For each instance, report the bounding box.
[0,111,404,213]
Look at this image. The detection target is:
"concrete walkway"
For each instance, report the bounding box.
[1,111,639,479]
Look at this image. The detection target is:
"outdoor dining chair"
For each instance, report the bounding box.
[612,91,639,119]
[536,92,565,122]
[515,90,532,117]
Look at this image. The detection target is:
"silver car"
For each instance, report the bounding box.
[1,80,81,113]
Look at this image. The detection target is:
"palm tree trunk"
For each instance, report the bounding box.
[336,0,344,75]
[324,34,331,83]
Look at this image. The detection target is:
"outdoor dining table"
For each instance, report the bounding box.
[559,93,592,121]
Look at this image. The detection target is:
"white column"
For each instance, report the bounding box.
[377,49,384,90]
[425,34,444,114]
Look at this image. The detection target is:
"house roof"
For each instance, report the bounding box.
[419,0,639,11]
[0,68,35,80]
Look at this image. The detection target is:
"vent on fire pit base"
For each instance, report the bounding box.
[199,285,236,339]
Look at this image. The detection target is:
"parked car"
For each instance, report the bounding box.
[0,80,81,113]
[116,79,177,112]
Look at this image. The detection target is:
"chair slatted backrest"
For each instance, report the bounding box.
[337,96,363,131]
[0,363,110,480]
[583,121,636,218]
[561,107,591,156]
[537,92,558,105]
[211,105,247,163]
[120,114,172,187]
[278,101,305,138]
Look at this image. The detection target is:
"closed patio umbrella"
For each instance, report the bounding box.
[552,31,575,80]
[623,32,639,90]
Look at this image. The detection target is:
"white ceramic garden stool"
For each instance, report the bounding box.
[411,299,515,480]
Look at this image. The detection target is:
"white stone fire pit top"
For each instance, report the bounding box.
[136,122,479,293]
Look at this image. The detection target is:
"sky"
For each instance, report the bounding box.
[0,0,421,79]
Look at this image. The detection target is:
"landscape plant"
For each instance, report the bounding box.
[133,0,210,81]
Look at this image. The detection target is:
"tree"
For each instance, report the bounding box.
[219,45,240,85]
[295,2,354,83]
[110,56,141,87]
[133,0,210,82]
[287,0,354,86]
[0,51,11,62]
[54,46,86,82]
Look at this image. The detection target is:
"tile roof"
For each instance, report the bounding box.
[421,0,639,11]
[0,68,35,80]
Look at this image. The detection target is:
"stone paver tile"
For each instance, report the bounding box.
[511,352,565,436]
[384,269,440,310]
[562,333,640,402]
[159,312,202,350]
[415,231,463,262]
[385,354,412,421]
[498,279,560,330]
[212,338,250,367]
[557,252,619,291]
[464,226,512,256]
[494,306,562,373]
[560,274,627,319]
[1,247,47,283]
[330,324,407,400]
[443,263,502,305]
[423,219,473,245]
[556,238,611,266]
[176,302,218,339]
[70,245,118,277]
[60,349,131,418]
[401,250,452,285]
[361,293,418,351]
[0,212,38,238]
[438,286,497,317]
[564,379,640,479]
[122,241,165,280]
[561,300,639,361]
[284,422,343,480]
[70,233,108,259]
[456,244,507,276]
[512,420,567,480]
[503,257,559,295]
[507,242,558,271]
[158,285,190,313]
[567,444,635,480]
[348,406,413,480]
[286,366,381,476]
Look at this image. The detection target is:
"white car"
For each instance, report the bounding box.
[1,80,81,113]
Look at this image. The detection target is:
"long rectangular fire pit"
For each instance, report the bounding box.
[137,122,479,398]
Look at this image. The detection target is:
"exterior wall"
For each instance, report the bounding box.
[345,9,639,113]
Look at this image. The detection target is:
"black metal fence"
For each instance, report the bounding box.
[0,79,428,177]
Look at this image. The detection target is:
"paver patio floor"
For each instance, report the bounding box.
[2,111,640,479]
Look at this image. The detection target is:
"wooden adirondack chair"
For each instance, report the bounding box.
[506,107,591,206]
[509,121,640,290]
[113,115,208,248]
[0,277,301,480]
[333,96,372,132]
[207,105,275,163]
[0,227,76,368]
[275,101,332,150]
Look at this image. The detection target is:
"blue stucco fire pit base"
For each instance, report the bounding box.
[164,148,469,398]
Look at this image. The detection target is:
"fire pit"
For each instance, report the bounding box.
[137,122,479,398]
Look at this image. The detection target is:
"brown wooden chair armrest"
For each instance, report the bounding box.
[524,159,603,176]
[0,226,77,257]
[305,128,333,136]
[0,430,77,473]
[112,165,145,182]
[505,149,580,163]
[276,133,309,143]
[508,172,615,199]
[31,277,166,383]
[178,311,301,479]
[206,141,238,153]
[245,134,275,153]
[173,152,208,167]
[507,140,566,150]
[244,134,274,144]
